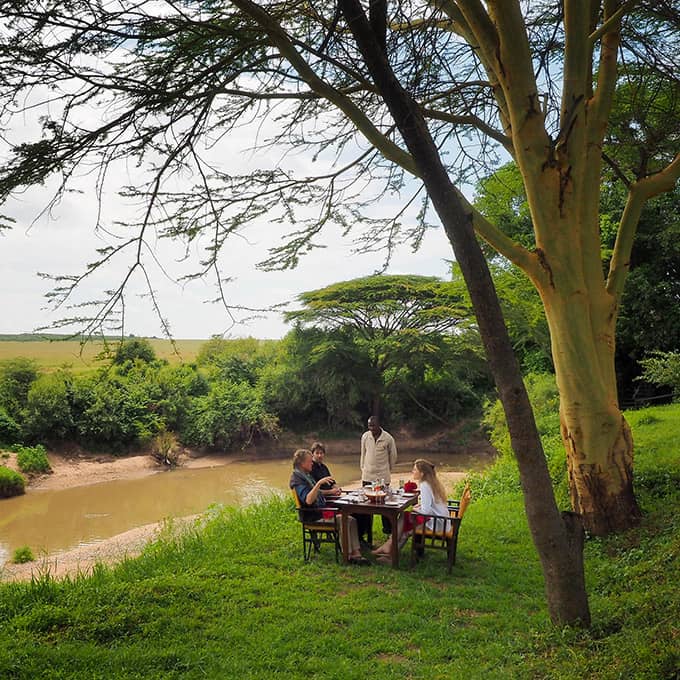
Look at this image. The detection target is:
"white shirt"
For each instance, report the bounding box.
[360,428,397,483]
[418,480,449,530]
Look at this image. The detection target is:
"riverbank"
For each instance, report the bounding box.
[6,424,494,493]
[1,430,491,582]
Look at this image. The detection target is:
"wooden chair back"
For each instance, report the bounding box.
[458,483,472,519]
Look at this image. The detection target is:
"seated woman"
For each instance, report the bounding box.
[310,441,342,498]
[289,448,368,565]
[372,458,449,564]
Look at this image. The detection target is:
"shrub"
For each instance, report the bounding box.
[0,357,39,419]
[16,444,51,474]
[638,350,680,396]
[23,371,75,442]
[12,545,34,564]
[0,466,25,497]
[183,381,279,450]
[0,406,21,445]
[73,372,163,450]
[151,429,180,466]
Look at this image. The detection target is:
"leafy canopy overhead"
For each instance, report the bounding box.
[0,2,677,334]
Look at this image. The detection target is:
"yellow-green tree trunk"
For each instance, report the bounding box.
[540,269,641,535]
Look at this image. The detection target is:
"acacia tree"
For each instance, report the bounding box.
[285,274,472,417]
[1,0,678,623]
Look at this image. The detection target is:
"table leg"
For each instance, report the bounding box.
[390,511,399,568]
[341,509,350,564]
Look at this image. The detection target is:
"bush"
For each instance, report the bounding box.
[12,545,34,564]
[0,406,21,445]
[183,381,279,450]
[23,371,75,442]
[0,466,25,497]
[73,371,163,450]
[150,429,180,466]
[16,444,51,474]
[0,357,39,419]
[638,350,680,397]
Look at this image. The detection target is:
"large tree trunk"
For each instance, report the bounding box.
[543,291,641,534]
[341,0,590,627]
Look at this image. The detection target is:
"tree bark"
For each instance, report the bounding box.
[340,0,590,627]
[542,291,642,534]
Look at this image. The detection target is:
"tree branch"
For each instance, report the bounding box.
[229,0,418,175]
[606,153,680,299]
[589,0,640,47]
[422,106,513,150]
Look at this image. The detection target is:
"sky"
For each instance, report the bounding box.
[1,159,457,341]
[0,47,471,342]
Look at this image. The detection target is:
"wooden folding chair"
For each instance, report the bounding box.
[291,489,340,563]
[410,483,470,574]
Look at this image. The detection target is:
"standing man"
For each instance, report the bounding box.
[359,416,398,540]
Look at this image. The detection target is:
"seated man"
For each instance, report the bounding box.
[310,441,342,497]
[289,448,367,565]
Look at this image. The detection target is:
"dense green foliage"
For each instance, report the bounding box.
[0,359,38,431]
[0,406,20,445]
[0,325,491,452]
[14,445,51,475]
[0,466,24,498]
[638,351,680,399]
[473,163,680,401]
[0,403,678,678]
[11,546,34,565]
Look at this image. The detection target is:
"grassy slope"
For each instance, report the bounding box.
[0,338,205,371]
[0,405,678,679]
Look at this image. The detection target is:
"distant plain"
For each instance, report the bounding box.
[0,335,205,370]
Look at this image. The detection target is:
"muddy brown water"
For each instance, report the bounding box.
[0,450,489,566]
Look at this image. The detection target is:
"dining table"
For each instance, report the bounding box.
[328,489,419,568]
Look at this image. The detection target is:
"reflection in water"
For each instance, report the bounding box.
[0,451,487,566]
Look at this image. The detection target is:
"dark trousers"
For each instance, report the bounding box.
[358,481,392,538]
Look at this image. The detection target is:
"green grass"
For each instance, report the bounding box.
[0,404,679,679]
[0,337,206,372]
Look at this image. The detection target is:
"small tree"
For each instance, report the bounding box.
[113,338,157,366]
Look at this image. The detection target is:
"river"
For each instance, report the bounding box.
[0,450,489,567]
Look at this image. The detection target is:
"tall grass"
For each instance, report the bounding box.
[0,404,678,679]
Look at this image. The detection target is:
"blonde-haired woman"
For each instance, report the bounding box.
[372,458,448,563]
[410,458,449,528]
